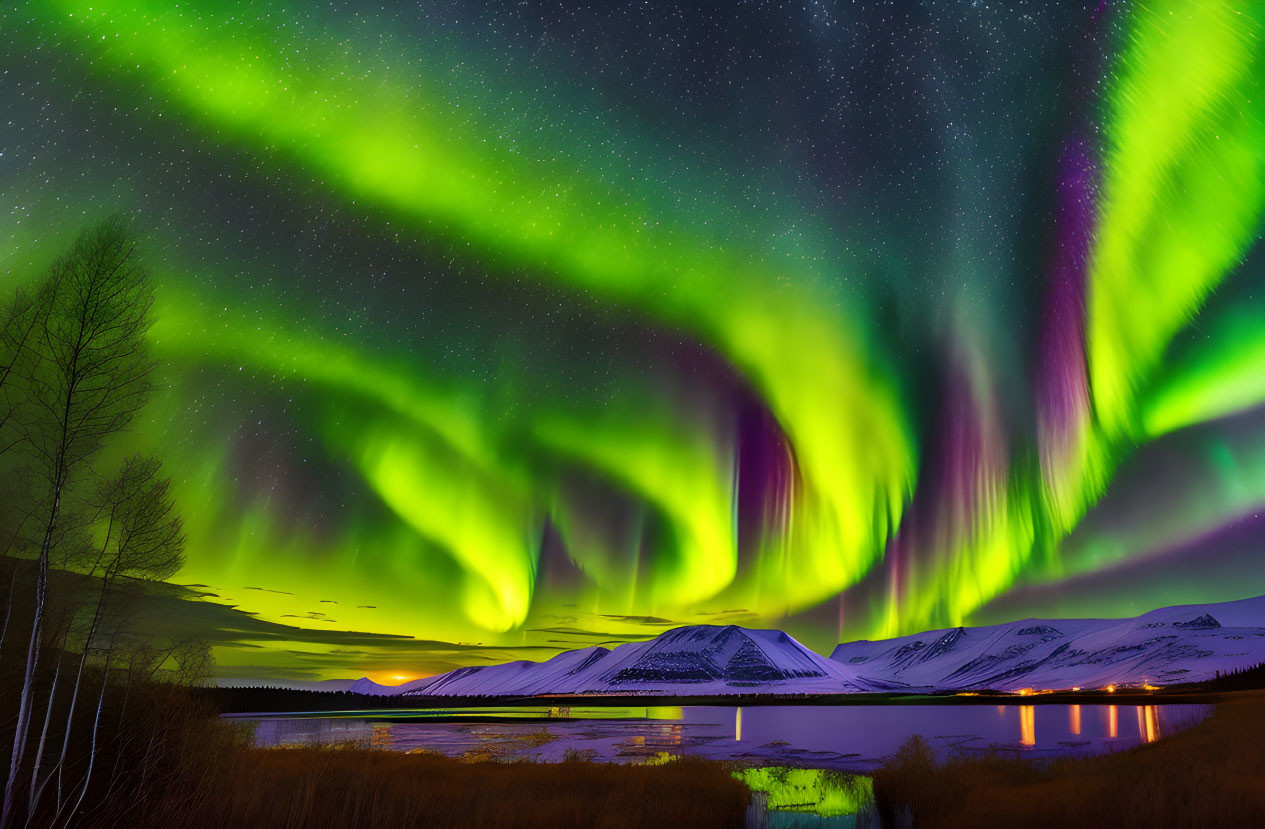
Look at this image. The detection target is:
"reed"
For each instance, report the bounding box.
[131,741,749,829]
[872,691,1265,829]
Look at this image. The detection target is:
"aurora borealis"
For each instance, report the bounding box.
[2,0,1264,683]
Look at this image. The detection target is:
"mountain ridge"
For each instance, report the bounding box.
[349,595,1265,696]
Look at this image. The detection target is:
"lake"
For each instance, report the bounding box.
[240,703,1213,826]
[241,702,1213,770]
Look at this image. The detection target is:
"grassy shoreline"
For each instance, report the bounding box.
[134,748,752,829]
[870,689,1265,828]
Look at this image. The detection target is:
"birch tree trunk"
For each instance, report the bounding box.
[1,217,155,829]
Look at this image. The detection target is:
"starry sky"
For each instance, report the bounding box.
[2,0,1264,685]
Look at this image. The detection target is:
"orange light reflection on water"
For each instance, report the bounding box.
[1069,704,1081,736]
[1019,705,1035,747]
[1137,706,1160,743]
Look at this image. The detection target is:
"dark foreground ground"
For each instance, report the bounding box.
[135,747,751,829]
[871,689,1265,829]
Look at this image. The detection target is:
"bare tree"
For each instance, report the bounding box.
[25,605,78,816]
[43,455,183,811]
[57,646,111,829]
[2,217,156,828]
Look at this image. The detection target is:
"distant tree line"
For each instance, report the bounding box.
[1208,663,1265,692]
[0,218,208,827]
[201,687,468,714]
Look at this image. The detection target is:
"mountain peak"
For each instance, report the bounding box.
[1174,614,1221,630]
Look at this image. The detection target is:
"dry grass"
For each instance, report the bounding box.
[129,744,750,829]
[871,691,1265,829]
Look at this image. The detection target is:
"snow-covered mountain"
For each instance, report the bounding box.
[404,624,868,696]
[349,596,1265,697]
[353,625,867,697]
[831,595,1265,692]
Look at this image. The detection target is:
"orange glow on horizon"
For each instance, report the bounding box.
[363,671,432,686]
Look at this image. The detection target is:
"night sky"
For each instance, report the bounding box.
[2,0,1264,685]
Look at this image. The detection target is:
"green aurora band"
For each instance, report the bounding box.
[3,0,1264,678]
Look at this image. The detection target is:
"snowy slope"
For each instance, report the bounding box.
[346,596,1265,697]
[830,595,1265,691]
[396,625,868,697]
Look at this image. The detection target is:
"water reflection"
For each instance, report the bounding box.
[736,767,872,818]
[242,702,1212,770]
[1019,706,1036,747]
[1138,706,1161,743]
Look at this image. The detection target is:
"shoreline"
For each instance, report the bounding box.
[211,687,1241,718]
[868,688,1265,827]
